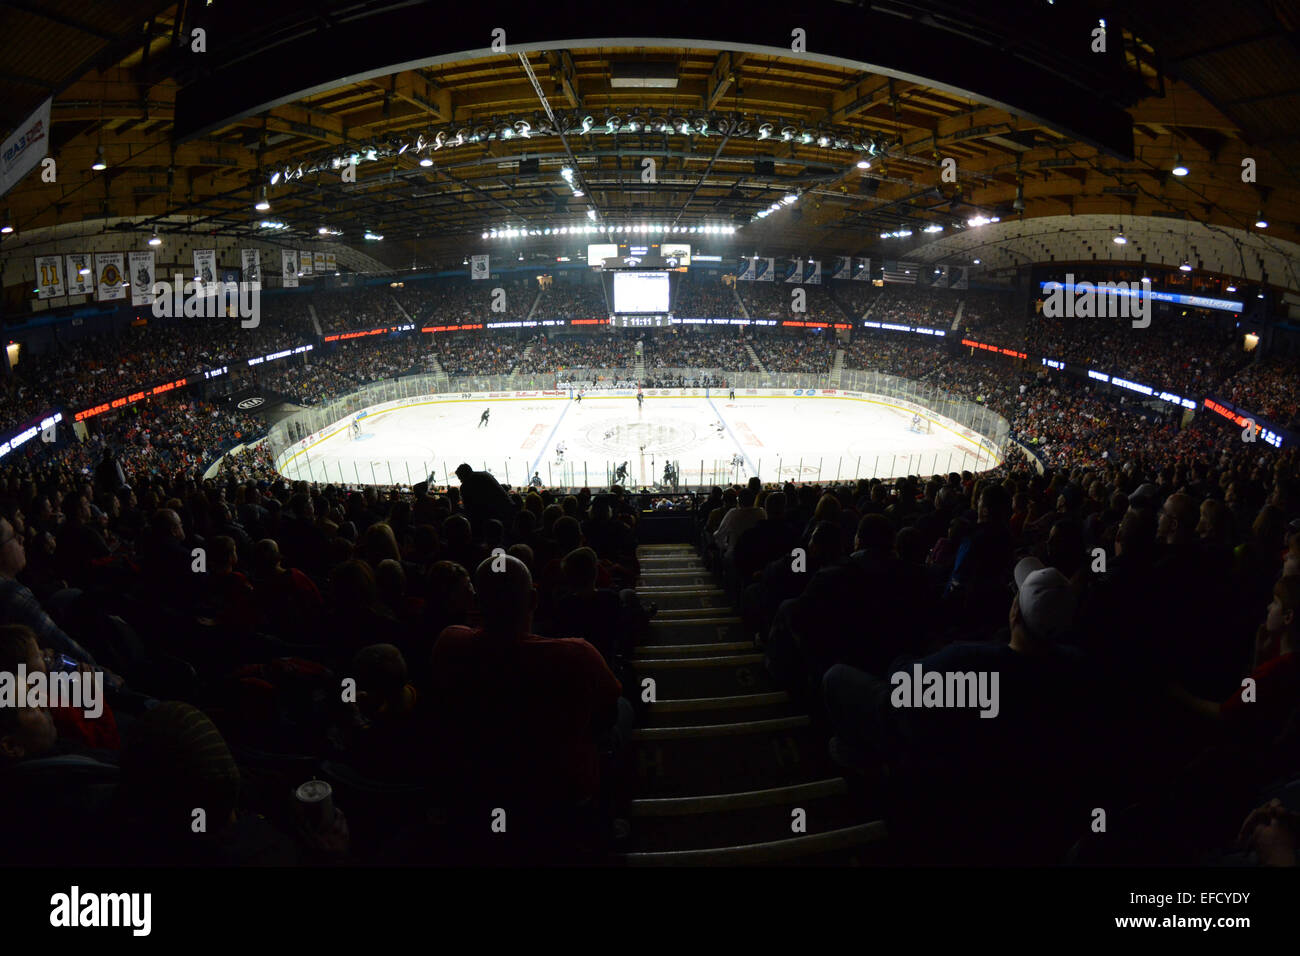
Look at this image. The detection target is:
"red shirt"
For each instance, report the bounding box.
[1220,652,1299,737]
[430,626,621,804]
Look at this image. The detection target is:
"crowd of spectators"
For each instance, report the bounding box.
[432,334,524,377]
[0,447,659,863]
[827,280,880,319]
[648,330,755,371]
[391,278,538,325]
[737,283,849,323]
[752,333,835,373]
[3,296,1300,867]
[673,278,744,317]
[871,286,963,329]
[515,335,632,374]
[533,284,608,320]
[714,430,1300,863]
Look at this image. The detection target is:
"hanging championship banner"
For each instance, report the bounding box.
[470,254,489,280]
[193,249,218,294]
[853,257,872,281]
[128,251,155,305]
[313,251,327,272]
[756,257,775,281]
[324,252,337,272]
[65,253,94,295]
[282,250,298,288]
[783,260,801,283]
[0,97,51,199]
[94,252,126,301]
[241,248,261,289]
[35,255,65,299]
[805,260,822,284]
[299,251,313,275]
[737,258,757,281]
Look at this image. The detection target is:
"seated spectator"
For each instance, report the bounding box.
[430,554,622,809]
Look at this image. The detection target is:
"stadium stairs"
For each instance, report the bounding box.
[745,344,765,374]
[620,542,888,865]
[829,349,845,388]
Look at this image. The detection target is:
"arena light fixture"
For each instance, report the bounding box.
[573,189,584,197]
[1171,154,1189,177]
[254,186,270,212]
[1254,211,1268,228]
[419,157,433,167]
[1179,258,1192,272]
[91,147,106,171]
[1226,284,1237,292]
[923,224,943,233]
[973,258,981,265]
[1113,230,1127,244]
[148,233,161,246]
[857,159,870,169]
[364,231,383,241]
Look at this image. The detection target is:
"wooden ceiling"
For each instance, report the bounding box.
[0,0,1296,281]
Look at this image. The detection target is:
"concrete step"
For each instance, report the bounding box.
[642,617,749,646]
[631,654,776,699]
[625,780,870,853]
[635,587,728,611]
[638,571,718,588]
[630,717,839,798]
[654,606,736,620]
[622,821,888,865]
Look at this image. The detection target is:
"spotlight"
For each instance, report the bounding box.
[91,147,106,171]
[1254,212,1268,228]
[254,186,270,212]
[972,259,980,265]
[1113,230,1127,244]
[1179,258,1192,272]
[1226,284,1237,293]
[573,190,584,198]
[857,159,870,169]
[419,157,433,167]
[1171,154,1189,177]
[148,233,161,246]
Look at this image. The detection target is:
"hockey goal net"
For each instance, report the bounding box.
[908,417,932,434]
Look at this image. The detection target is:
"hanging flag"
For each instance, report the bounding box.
[94,252,126,301]
[241,248,261,289]
[0,97,51,198]
[65,253,93,295]
[128,251,155,305]
[34,255,65,299]
[282,250,298,288]
[470,254,490,279]
[299,251,313,275]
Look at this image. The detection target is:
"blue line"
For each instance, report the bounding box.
[705,392,756,475]
[530,395,575,476]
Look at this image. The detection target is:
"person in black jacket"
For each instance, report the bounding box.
[453,463,514,537]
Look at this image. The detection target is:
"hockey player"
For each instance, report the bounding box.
[615,461,629,483]
[529,472,543,489]
[479,408,491,428]
[636,390,644,409]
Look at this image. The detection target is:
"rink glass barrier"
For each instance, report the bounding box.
[262,368,1011,491]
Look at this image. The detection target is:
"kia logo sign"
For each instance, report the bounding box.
[237,397,265,410]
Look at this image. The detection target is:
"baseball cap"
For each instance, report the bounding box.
[1013,557,1077,642]
[1128,483,1161,506]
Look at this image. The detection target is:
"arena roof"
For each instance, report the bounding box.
[0,0,1297,294]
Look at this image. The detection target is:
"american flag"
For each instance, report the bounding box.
[882,260,918,284]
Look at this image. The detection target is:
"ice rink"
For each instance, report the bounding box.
[278,392,1001,488]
